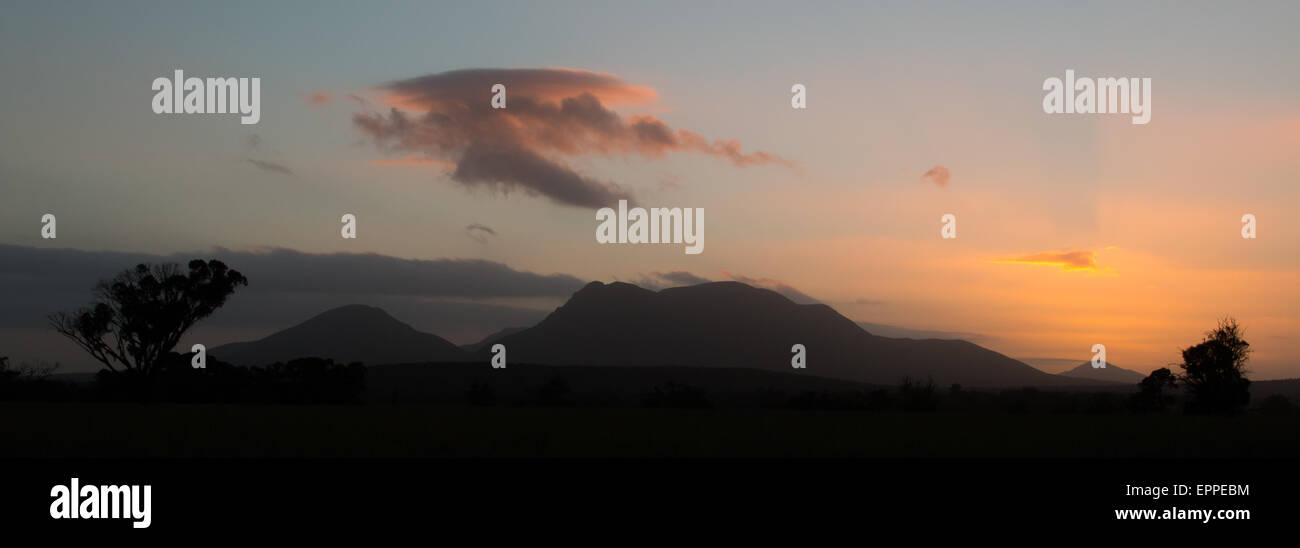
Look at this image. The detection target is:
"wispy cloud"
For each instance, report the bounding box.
[244,134,294,175]
[246,158,294,176]
[992,250,1098,271]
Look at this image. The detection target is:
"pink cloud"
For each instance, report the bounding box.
[299,90,333,106]
[349,68,792,208]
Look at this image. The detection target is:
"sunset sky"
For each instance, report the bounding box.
[1,1,1297,377]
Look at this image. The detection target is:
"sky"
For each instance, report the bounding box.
[1,0,1297,377]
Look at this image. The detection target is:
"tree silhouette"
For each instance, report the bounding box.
[1178,318,1251,414]
[1132,367,1177,412]
[49,260,247,375]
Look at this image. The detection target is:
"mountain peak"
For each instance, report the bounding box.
[212,305,465,366]
[306,304,404,323]
[482,279,1070,387]
[574,280,652,295]
[661,280,782,296]
[1058,361,1147,384]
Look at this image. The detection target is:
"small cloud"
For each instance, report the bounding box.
[466,223,497,243]
[992,250,1098,271]
[345,93,369,107]
[244,134,293,175]
[659,271,711,286]
[299,90,333,106]
[852,297,886,306]
[921,165,950,188]
[720,271,819,304]
[246,158,294,176]
[629,270,712,290]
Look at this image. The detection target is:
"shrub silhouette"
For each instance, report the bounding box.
[91,352,364,404]
[50,260,247,375]
[1178,318,1251,415]
[0,356,68,401]
[1132,367,1178,412]
[899,376,938,412]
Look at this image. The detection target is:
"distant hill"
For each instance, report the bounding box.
[459,327,526,353]
[1057,362,1147,384]
[1251,378,1300,402]
[855,322,987,342]
[211,304,467,366]
[476,281,1100,387]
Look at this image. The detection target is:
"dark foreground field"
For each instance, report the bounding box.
[3,402,1298,457]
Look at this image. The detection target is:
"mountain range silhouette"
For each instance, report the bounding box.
[214,281,1115,387]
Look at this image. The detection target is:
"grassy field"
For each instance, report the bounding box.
[3,402,1299,457]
